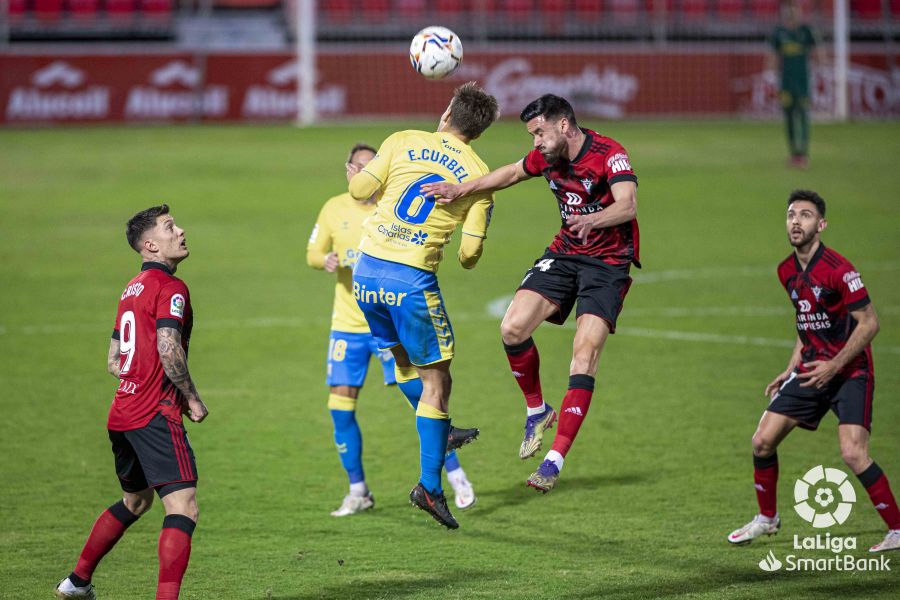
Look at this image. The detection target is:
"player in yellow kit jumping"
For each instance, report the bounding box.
[307,144,477,518]
[348,82,499,529]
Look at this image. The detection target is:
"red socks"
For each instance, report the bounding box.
[504,338,543,410]
[858,463,900,530]
[550,375,594,457]
[73,501,140,583]
[753,453,779,519]
[157,514,196,600]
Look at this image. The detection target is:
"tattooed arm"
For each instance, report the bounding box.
[108,338,121,378]
[157,326,208,422]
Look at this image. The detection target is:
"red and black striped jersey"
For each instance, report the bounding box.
[777,244,872,378]
[522,128,639,267]
[109,262,193,431]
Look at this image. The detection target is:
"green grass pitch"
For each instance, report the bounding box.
[1,120,898,599]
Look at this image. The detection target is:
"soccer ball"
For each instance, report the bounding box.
[409,26,463,80]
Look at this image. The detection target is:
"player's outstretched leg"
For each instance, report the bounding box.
[728,412,795,545]
[445,450,476,510]
[157,488,198,600]
[527,374,593,493]
[857,463,900,552]
[395,363,479,452]
[56,493,149,599]
[838,425,900,552]
[395,364,476,509]
[528,315,608,493]
[501,291,560,460]
[328,391,374,517]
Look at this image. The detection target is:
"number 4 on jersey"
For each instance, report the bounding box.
[536,259,554,272]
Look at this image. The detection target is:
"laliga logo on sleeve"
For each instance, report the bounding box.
[170,294,186,318]
[794,465,856,528]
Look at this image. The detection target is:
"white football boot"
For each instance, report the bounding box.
[54,578,96,599]
[869,529,900,553]
[727,514,781,545]
[330,493,374,517]
[451,477,476,510]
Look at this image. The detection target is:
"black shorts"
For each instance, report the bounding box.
[767,371,874,431]
[109,412,198,497]
[517,250,632,331]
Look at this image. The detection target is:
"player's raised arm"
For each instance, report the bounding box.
[799,303,880,389]
[157,327,208,422]
[457,195,494,269]
[421,160,531,204]
[568,180,638,242]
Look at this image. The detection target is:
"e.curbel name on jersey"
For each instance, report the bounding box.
[121,282,145,300]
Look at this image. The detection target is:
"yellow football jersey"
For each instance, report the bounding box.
[359,130,494,273]
[307,193,375,333]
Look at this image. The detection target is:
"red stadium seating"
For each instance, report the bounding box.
[501,0,534,20]
[360,0,390,21]
[141,0,172,18]
[435,0,469,14]
[69,0,100,18]
[717,0,743,21]
[321,0,352,23]
[105,0,135,19]
[34,0,63,20]
[608,0,641,21]
[394,0,426,19]
[539,0,568,12]
[750,0,779,20]
[8,0,27,19]
[852,0,883,19]
[893,0,900,17]
[573,0,602,21]
[680,0,707,21]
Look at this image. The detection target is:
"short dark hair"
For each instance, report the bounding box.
[347,143,376,163]
[520,94,577,127]
[788,189,826,217]
[126,204,169,252]
[448,81,500,140]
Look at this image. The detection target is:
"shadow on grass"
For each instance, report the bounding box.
[265,568,499,600]
[471,471,649,517]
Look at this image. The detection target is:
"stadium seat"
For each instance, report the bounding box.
[394,0,426,19]
[717,0,743,21]
[105,0,135,19]
[320,0,352,23]
[69,0,100,19]
[539,0,568,12]
[8,0,27,20]
[435,0,470,15]
[852,0,883,19]
[893,0,900,17]
[608,0,641,21]
[34,0,63,20]
[750,0,778,21]
[573,0,602,21]
[679,0,707,21]
[141,0,171,18]
[360,0,390,22]
[502,0,534,20]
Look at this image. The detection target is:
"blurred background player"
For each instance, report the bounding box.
[727,190,900,553]
[306,143,476,517]
[422,94,639,494]
[347,82,499,529]
[769,0,822,169]
[56,205,208,599]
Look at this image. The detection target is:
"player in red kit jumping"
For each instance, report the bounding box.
[421,94,639,492]
[727,190,900,553]
[55,205,208,599]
